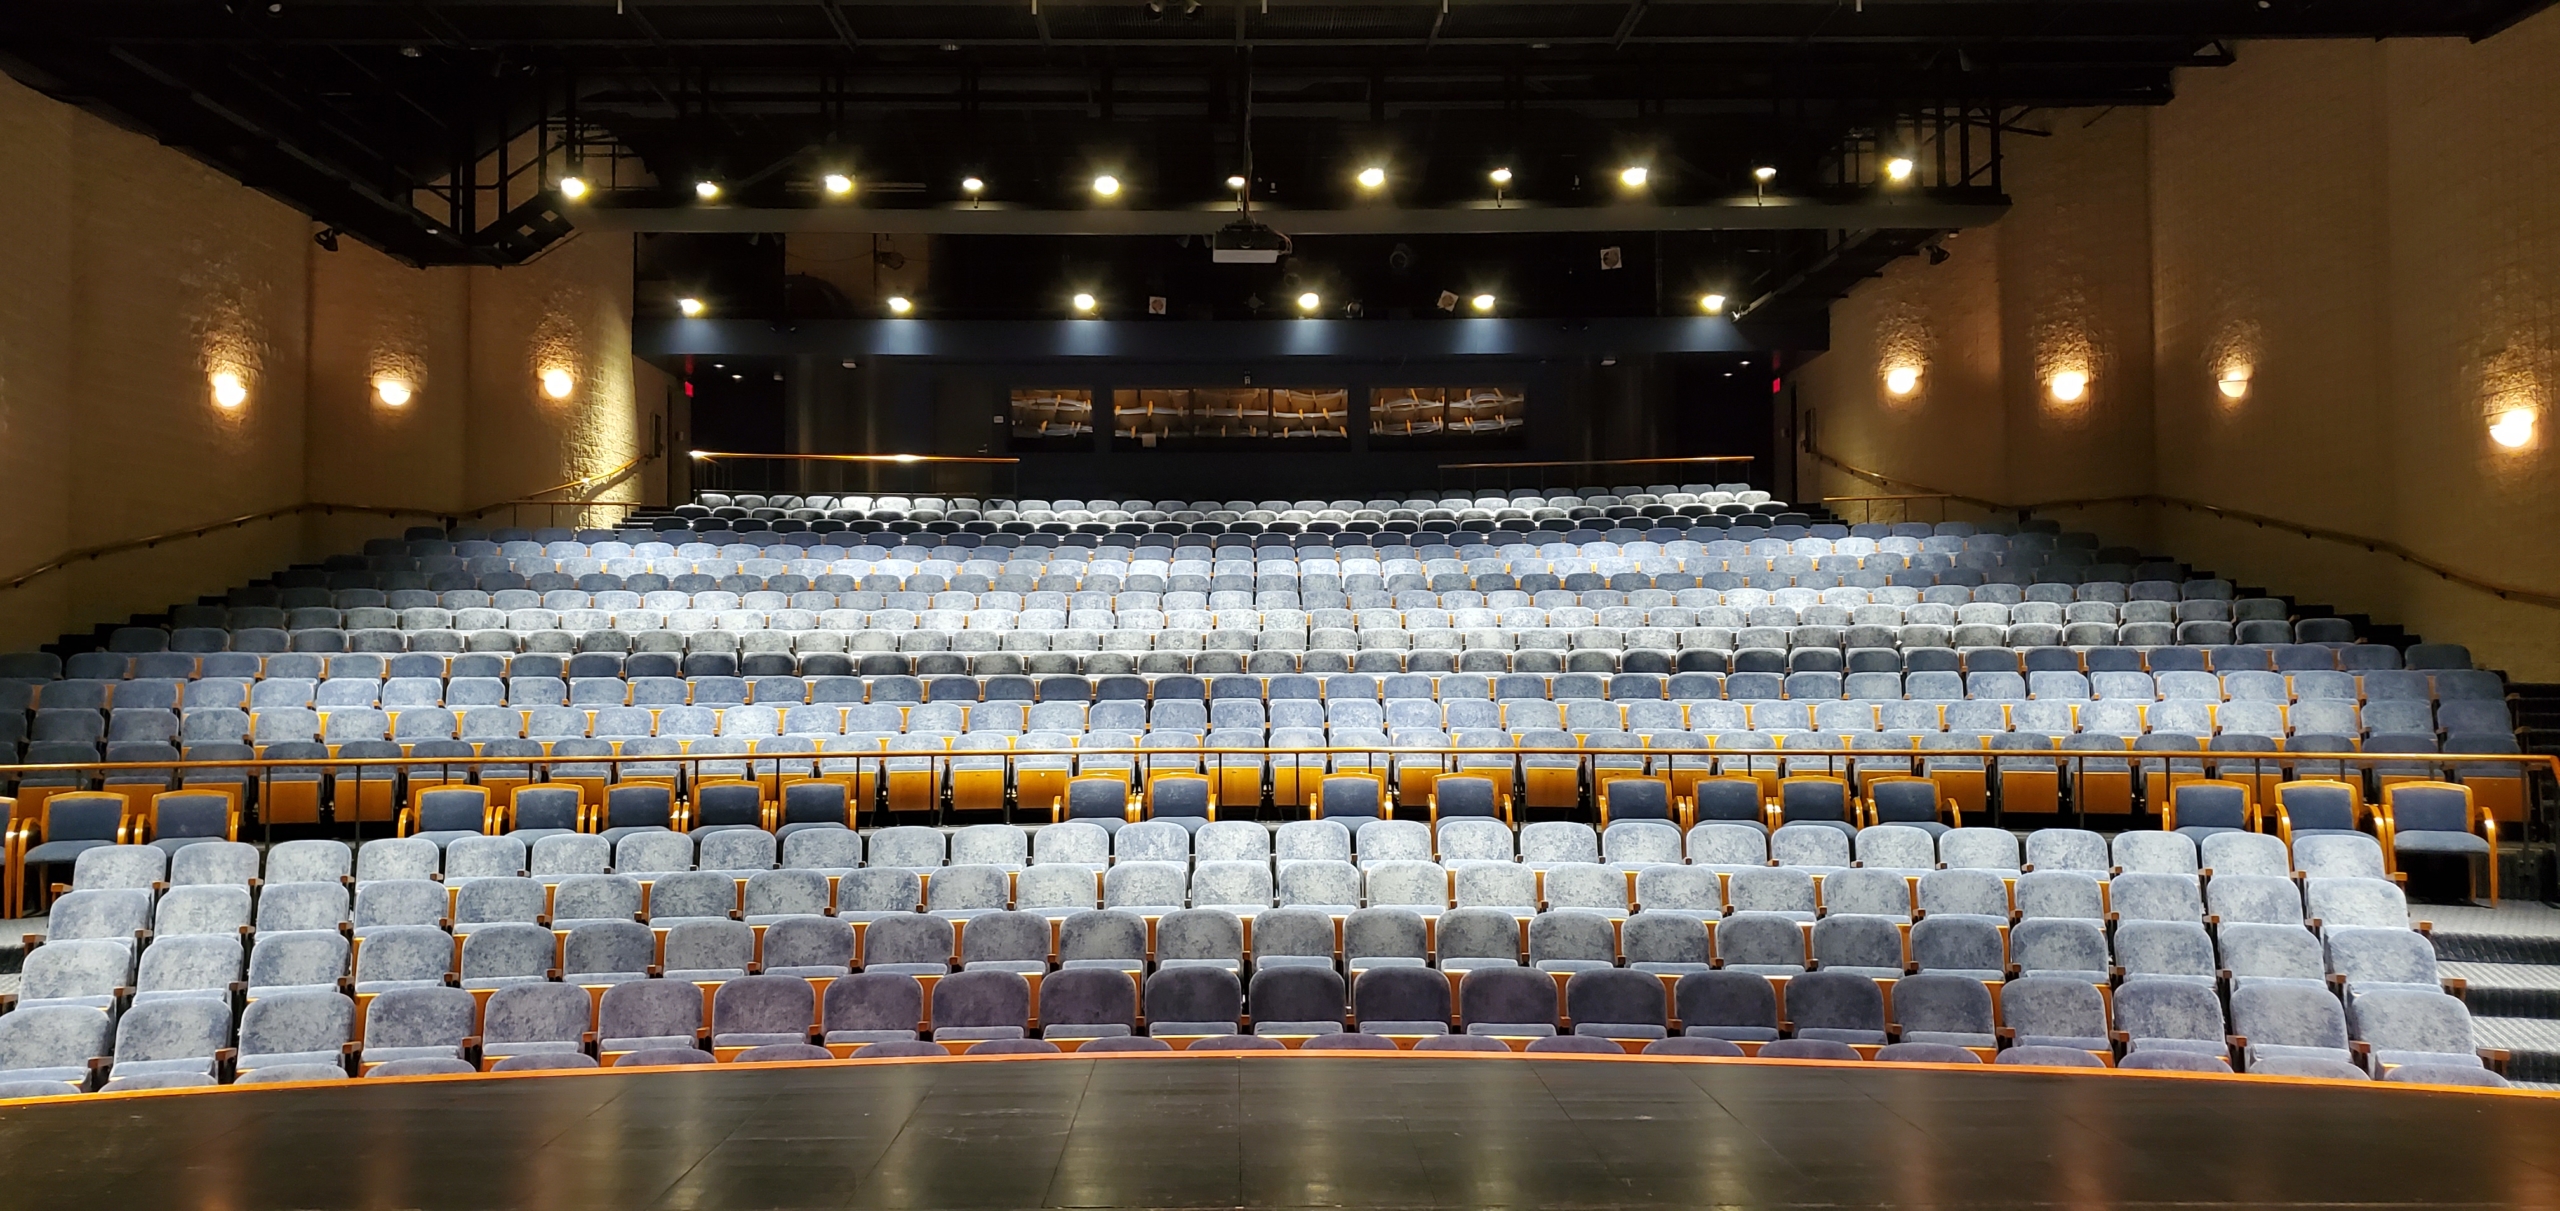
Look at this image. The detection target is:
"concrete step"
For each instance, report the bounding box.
[2439,961,2560,1020]
[2471,1017,2560,1085]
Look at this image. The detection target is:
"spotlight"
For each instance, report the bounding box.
[2217,367,2252,400]
[1092,174,1121,197]
[1618,166,1649,188]
[1699,293,1727,315]
[558,175,589,199]
[1226,175,1247,190]
[677,297,704,317]
[210,371,248,409]
[1884,157,1914,183]
[2491,408,2536,449]
[1072,292,1097,314]
[374,378,412,407]
[1884,366,1921,396]
[887,296,913,315]
[541,368,575,399]
[1752,166,1777,183]
[823,173,854,196]
[694,180,721,199]
[1356,166,1386,190]
[1470,293,1496,312]
[1297,292,1321,312]
[1926,244,1951,266]
[2049,370,2089,403]
[1488,167,1512,186]
[313,228,340,252]
[961,176,984,194]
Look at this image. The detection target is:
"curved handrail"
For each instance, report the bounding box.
[1801,438,2560,610]
[1436,455,1756,471]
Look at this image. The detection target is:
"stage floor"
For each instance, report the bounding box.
[3,1054,2554,1208]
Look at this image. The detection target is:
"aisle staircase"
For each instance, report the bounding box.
[2431,903,2560,1089]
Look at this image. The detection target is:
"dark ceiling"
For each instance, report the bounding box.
[1,0,2546,324]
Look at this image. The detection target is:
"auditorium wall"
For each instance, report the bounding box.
[1797,8,2560,678]
[0,73,654,654]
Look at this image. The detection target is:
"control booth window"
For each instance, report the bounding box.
[1009,388,1093,449]
[1111,387,1350,448]
[1370,386,1526,446]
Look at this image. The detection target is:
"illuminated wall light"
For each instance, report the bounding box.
[1884,365,1921,397]
[961,176,984,194]
[693,180,721,200]
[1618,166,1649,188]
[1884,157,1914,183]
[2490,408,2537,449]
[373,378,413,407]
[210,371,248,409]
[1356,166,1387,189]
[1225,175,1247,190]
[1699,293,1727,315]
[886,296,913,315]
[557,175,589,200]
[541,368,576,399]
[1071,292,1097,314]
[1752,166,1777,183]
[2049,370,2090,403]
[1470,293,1496,313]
[677,297,705,317]
[822,173,854,196]
[2217,366,2252,400]
[1488,167,1512,186]
[1296,291,1321,312]
[1091,174,1121,197]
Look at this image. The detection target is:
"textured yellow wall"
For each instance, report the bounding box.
[0,73,648,654]
[1800,9,2560,677]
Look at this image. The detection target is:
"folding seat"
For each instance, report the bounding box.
[1808,912,1905,979]
[856,913,955,978]
[1907,915,2004,981]
[1157,907,1247,972]
[0,1002,116,1091]
[2222,980,2357,1073]
[2304,876,2413,932]
[1529,908,1618,973]
[1453,966,1560,1041]
[1275,860,1362,916]
[2326,928,2450,1000]
[2379,782,2495,899]
[100,997,233,1088]
[1911,871,2003,922]
[1769,824,1850,875]
[1782,969,1888,1049]
[1890,973,1997,1055]
[2214,922,2325,993]
[1144,967,1245,1044]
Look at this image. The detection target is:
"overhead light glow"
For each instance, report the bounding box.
[541,368,575,399]
[1072,292,1097,314]
[961,176,984,194]
[1091,174,1121,197]
[1619,166,1649,188]
[886,296,913,315]
[2217,366,2252,399]
[823,173,854,196]
[1752,165,1777,183]
[373,378,412,407]
[1356,166,1386,189]
[2491,408,2537,449]
[1884,365,1921,396]
[210,371,248,409]
[1489,167,1513,186]
[2049,370,2089,403]
[694,180,721,199]
[558,175,589,200]
[1226,175,1247,190]
[1699,293,1727,314]
[892,453,922,463]
[677,297,704,317]
[1297,292,1321,312]
[1470,293,1496,312]
[1884,157,1915,183]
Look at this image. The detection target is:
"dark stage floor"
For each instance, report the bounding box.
[2,1055,2554,1208]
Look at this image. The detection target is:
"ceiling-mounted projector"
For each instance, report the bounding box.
[1211,219,1290,263]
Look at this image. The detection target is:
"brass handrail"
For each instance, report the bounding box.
[1802,438,2560,610]
[1436,455,1756,471]
[688,452,1021,466]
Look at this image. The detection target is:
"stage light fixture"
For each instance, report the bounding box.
[694,180,721,199]
[1699,293,1727,314]
[677,297,704,317]
[2217,366,2252,399]
[1297,292,1321,312]
[1470,293,1496,312]
[1072,292,1097,314]
[1092,174,1121,197]
[1885,157,1915,183]
[2049,370,2089,403]
[962,176,984,194]
[542,368,575,399]
[1226,175,1247,190]
[1752,166,1777,182]
[558,176,588,199]
[1619,166,1649,188]
[374,378,412,407]
[1489,167,1512,185]
[2491,408,2537,449]
[210,371,248,409]
[887,296,913,315]
[823,173,854,196]
[1356,166,1386,189]
[1884,366,1921,396]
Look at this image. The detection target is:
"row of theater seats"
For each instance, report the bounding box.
[687,483,1783,524]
